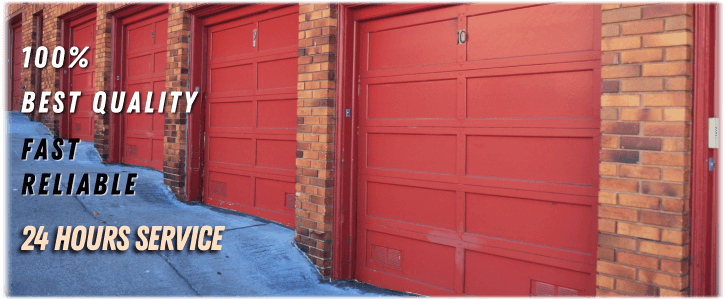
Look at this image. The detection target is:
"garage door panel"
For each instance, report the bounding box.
[210,64,255,93]
[367,79,458,120]
[74,94,94,112]
[466,5,597,62]
[125,113,154,132]
[127,54,154,78]
[366,133,457,174]
[124,137,153,163]
[210,101,255,128]
[71,117,92,139]
[206,171,253,206]
[255,177,295,212]
[128,23,154,50]
[72,72,94,90]
[154,52,166,73]
[466,70,596,119]
[257,57,297,90]
[154,19,167,43]
[365,180,457,230]
[364,52,602,83]
[74,23,93,44]
[257,99,297,128]
[364,19,458,71]
[361,61,600,128]
[210,22,256,59]
[255,139,296,170]
[464,251,592,296]
[465,192,595,253]
[465,135,597,186]
[257,12,298,52]
[208,136,254,166]
[364,230,457,291]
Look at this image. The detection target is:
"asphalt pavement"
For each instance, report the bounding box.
[6,112,406,296]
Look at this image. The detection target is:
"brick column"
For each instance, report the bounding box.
[295,3,337,279]
[164,4,192,200]
[94,4,117,162]
[598,4,693,296]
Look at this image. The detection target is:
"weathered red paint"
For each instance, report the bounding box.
[189,5,298,227]
[60,5,97,141]
[691,3,718,296]
[106,2,169,169]
[338,4,601,295]
[10,17,22,111]
[334,3,451,281]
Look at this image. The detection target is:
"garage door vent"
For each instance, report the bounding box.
[285,193,296,209]
[371,244,401,269]
[531,280,579,296]
[211,181,226,197]
[128,145,137,156]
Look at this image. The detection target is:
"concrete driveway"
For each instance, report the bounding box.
[6,112,405,296]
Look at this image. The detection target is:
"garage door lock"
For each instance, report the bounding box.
[457,30,467,44]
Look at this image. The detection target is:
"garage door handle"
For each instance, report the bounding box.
[253,29,258,47]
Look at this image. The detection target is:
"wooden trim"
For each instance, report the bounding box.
[691,3,718,297]
[185,8,209,203]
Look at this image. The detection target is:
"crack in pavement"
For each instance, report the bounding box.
[156,251,201,296]
[224,223,269,232]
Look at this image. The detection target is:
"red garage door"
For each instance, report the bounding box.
[68,12,96,141]
[121,8,167,170]
[203,6,298,227]
[354,4,601,296]
[11,21,22,111]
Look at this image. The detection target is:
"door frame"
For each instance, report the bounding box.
[691,3,718,296]
[185,4,294,203]
[59,4,97,139]
[3,9,23,111]
[32,11,43,122]
[332,3,461,281]
[108,4,168,164]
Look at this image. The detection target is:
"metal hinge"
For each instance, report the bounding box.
[347,237,351,243]
[152,31,154,39]
[116,76,120,80]
[709,157,715,171]
[253,29,258,47]
[345,109,351,117]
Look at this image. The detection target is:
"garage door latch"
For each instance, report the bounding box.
[457,30,467,44]
[253,29,258,47]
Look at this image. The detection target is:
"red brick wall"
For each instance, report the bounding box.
[598,3,693,296]
[295,3,337,278]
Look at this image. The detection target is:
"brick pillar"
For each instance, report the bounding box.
[295,3,337,279]
[598,4,693,296]
[93,4,123,162]
[164,4,192,200]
